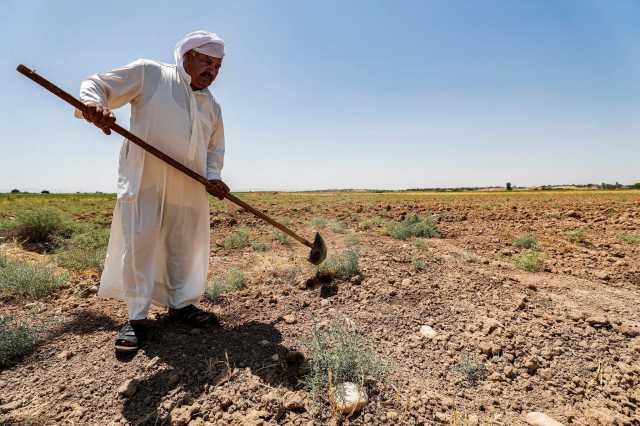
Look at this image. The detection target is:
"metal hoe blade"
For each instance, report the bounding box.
[308,232,327,265]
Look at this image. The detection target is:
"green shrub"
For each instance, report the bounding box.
[329,221,347,234]
[413,238,427,249]
[344,234,360,247]
[272,230,290,245]
[0,253,67,299]
[565,229,586,244]
[317,249,359,279]
[620,233,640,245]
[513,250,544,272]
[385,214,438,240]
[205,269,246,301]
[55,227,109,272]
[250,240,269,251]
[462,251,480,263]
[309,217,327,230]
[0,316,39,368]
[453,352,487,385]
[223,228,250,250]
[359,216,384,230]
[413,258,428,272]
[13,206,74,249]
[513,233,538,250]
[480,202,498,210]
[301,321,387,400]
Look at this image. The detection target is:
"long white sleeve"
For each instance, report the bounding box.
[75,59,145,117]
[207,105,225,180]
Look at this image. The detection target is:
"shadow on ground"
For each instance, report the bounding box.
[0,308,119,371]
[121,319,301,425]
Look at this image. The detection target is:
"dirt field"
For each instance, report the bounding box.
[1,190,639,425]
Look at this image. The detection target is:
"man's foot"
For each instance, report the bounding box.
[114,320,146,353]
[167,305,220,328]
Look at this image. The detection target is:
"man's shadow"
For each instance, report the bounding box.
[121,318,302,425]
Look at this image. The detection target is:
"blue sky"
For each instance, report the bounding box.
[1,0,639,192]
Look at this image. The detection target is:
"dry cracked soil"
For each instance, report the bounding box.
[1,190,639,425]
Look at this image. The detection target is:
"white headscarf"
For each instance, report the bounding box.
[174,30,225,161]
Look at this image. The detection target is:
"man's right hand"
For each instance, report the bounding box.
[82,104,116,135]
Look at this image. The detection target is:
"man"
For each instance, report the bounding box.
[78,31,230,353]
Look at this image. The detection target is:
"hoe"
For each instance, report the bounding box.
[16,64,327,265]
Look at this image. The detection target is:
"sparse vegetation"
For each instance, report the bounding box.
[0,315,40,368]
[413,238,427,249]
[317,249,359,279]
[272,230,290,245]
[565,229,586,244]
[309,217,327,230]
[301,321,387,400]
[513,233,538,250]
[11,206,75,250]
[250,240,269,251]
[223,228,250,250]
[55,227,109,272]
[462,251,480,263]
[359,216,385,230]
[0,253,67,299]
[329,221,347,234]
[413,258,428,272]
[453,352,487,385]
[480,202,498,210]
[620,233,640,245]
[384,214,438,240]
[344,234,360,247]
[205,268,246,301]
[513,250,544,272]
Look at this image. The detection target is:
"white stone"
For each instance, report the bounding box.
[525,412,565,426]
[330,382,367,415]
[419,325,437,339]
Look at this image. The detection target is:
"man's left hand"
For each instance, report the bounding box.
[207,179,230,200]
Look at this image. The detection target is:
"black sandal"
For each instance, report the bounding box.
[167,305,220,328]
[115,321,145,353]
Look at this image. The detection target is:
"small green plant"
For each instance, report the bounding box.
[317,249,359,279]
[360,216,384,230]
[565,229,586,244]
[272,230,290,245]
[384,214,438,240]
[0,253,67,299]
[480,202,498,210]
[309,217,327,230]
[223,228,250,250]
[301,321,387,400]
[413,258,428,272]
[513,233,538,250]
[250,240,269,251]
[413,238,427,249]
[329,221,347,234]
[55,227,109,272]
[620,233,640,245]
[462,251,480,263]
[0,315,40,368]
[513,250,544,272]
[275,216,292,227]
[344,234,360,247]
[453,352,487,385]
[205,268,246,301]
[12,206,75,249]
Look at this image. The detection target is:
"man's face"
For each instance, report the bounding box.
[183,50,222,90]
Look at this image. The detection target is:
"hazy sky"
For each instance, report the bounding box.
[2,0,639,192]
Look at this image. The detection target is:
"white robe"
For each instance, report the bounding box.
[77,55,225,320]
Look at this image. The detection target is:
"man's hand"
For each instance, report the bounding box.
[82,103,116,135]
[207,179,230,200]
